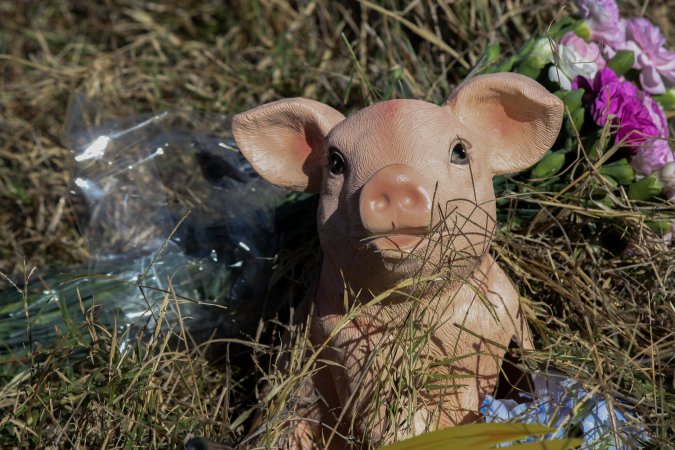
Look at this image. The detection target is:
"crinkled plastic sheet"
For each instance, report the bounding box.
[482,372,645,448]
[0,96,318,356]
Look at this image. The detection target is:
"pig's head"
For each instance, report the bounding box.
[233,73,563,294]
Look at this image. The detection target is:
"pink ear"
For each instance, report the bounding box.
[232,98,345,192]
[445,73,564,175]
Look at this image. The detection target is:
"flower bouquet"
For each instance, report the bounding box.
[476,0,674,448]
[483,0,674,243]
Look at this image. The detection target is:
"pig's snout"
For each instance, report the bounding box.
[359,164,433,235]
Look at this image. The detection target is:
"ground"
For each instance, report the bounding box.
[1,1,674,448]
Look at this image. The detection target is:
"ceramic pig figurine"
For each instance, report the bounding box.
[233,73,563,448]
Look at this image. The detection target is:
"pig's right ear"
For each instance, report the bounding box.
[445,73,563,175]
[232,98,345,193]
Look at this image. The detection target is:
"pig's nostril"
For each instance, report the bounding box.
[372,195,390,212]
[400,195,413,208]
[398,188,428,211]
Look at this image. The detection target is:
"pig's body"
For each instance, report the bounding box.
[305,255,531,446]
[233,73,563,449]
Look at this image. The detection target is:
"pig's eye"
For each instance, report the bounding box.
[328,148,346,175]
[450,141,469,165]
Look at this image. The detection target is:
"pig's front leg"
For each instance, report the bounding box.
[277,307,346,448]
[280,391,324,450]
[280,368,348,450]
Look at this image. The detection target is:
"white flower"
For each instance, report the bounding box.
[548,43,601,90]
[530,37,555,67]
[659,161,675,202]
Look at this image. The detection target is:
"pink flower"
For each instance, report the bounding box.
[574,0,626,48]
[560,32,607,70]
[623,18,675,94]
[630,95,673,175]
[631,140,674,176]
[575,1,675,94]
[643,95,669,140]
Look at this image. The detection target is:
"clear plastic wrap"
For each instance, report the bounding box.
[0,96,319,356]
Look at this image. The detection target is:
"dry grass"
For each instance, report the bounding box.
[495,176,675,447]
[1,0,674,449]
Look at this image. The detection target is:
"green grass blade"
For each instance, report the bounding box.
[377,423,582,450]
[507,440,584,450]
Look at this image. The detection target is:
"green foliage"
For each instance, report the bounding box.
[565,107,586,135]
[599,159,635,185]
[516,54,546,79]
[648,220,673,233]
[654,89,675,110]
[607,50,635,76]
[628,174,663,200]
[546,16,580,41]
[531,151,566,179]
[485,42,501,66]
[573,22,591,42]
[554,89,585,114]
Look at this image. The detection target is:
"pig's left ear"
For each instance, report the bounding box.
[445,73,564,175]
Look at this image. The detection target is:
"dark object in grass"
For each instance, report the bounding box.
[1,103,321,364]
[184,436,235,450]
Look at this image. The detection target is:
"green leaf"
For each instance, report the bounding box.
[648,220,672,234]
[426,384,467,391]
[515,58,543,79]
[507,440,584,450]
[628,175,663,201]
[531,151,566,179]
[383,66,404,100]
[377,423,583,450]
[608,50,635,76]
[546,16,579,40]
[554,88,584,114]
[573,21,591,41]
[564,107,585,135]
[496,56,517,73]
[485,42,500,65]
[599,159,635,185]
[654,89,675,111]
[515,38,536,59]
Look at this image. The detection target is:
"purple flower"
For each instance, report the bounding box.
[574,0,626,48]
[582,68,640,129]
[614,95,660,148]
[622,18,675,94]
[576,68,672,176]
[574,2,675,94]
